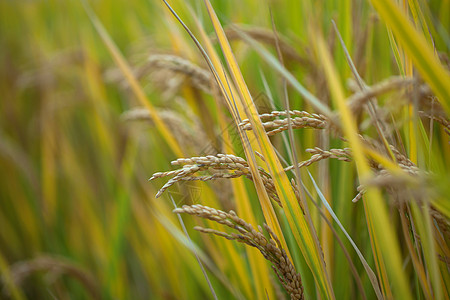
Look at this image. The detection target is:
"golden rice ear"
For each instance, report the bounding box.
[6,256,100,300]
[149,153,280,205]
[239,110,328,135]
[146,54,213,94]
[121,107,210,154]
[174,204,304,300]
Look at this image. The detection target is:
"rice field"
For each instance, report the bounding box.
[0,0,449,299]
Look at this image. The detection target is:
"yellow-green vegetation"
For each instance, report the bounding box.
[0,0,449,299]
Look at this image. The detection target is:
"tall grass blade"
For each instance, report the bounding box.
[81,0,184,157]
[307,171,383,300]
[169,193,218,300]
[370,0,450,115]
[314,33,413,299]
[202,1,334,298]
[230,26,334,119]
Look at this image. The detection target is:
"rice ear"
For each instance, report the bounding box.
[174,204,304,300]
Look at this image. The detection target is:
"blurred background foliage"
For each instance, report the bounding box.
[0,0,449,299]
